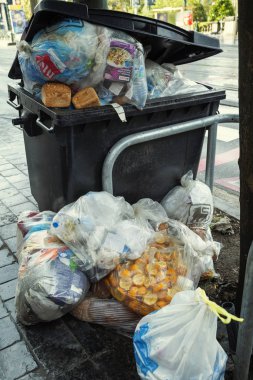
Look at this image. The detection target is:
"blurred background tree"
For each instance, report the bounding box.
[192,0,207,21]
[208,0,235,21]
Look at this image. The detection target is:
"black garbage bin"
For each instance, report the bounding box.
[7,1,225,212]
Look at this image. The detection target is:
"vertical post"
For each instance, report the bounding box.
[234,242,253,380]
[83,0,108,9]
[236,0,253,313]
[205,124,217,192]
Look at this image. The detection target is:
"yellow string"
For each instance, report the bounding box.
[197,288,244,325]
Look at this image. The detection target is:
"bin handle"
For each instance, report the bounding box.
[7,99,22,111]
[36,118,54,133]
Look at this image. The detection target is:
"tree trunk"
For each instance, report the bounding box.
[77,0,108,9]
[237,0,253,313]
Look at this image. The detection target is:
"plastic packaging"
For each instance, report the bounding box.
[158,219,220,280]
[133,288,228,380]
[161,170,213,227]
[16,212,89,325]
[51,192,154,282]
[71,296,140,334]
[17,18,147,109]
[16,210,56,260]
[145,59,207,100]
[161,171,219,278]
[132,198,168,230]
[105,230,198,316]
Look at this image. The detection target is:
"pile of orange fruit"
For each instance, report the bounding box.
[105,232,189,316]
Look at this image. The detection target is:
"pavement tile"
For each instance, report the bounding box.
[0,315,20,349]
[20,320,87,377]
[10,202,38,216]
[28,196,38,206]
[0,180,10,191]
[0,163,15,171]
[0,278,17,300]
[0,341,37,380]
[0,222,17,239]
[2,193,28,207]
[5,237,17,253]
[0,186,19,199]
[0,208,17,227]
[1,168,22,177]
[4,298,15,317]
[0,263,18,284]
[14,163,27,171]
[14,180,31,190]
[0,299,8,319]
[21,188,32,197]
[0,158,8,165]
[6,173,28,184]
[0,248,16,267]
[18,369,48,380]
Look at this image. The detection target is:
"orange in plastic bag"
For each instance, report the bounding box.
[105,232,194,316]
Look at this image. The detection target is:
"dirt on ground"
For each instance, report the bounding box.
[200,209,240,305]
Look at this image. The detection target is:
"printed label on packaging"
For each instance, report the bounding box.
[187,204,212,225]
[35,48,66,80]
[104,38,136,83]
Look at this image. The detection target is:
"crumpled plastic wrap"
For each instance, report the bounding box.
[71,296,140,334]
[17,18,147,109]
[160,171,220,278]
[16,211,89,325]
[146,59,207,100]
[161,170,213,228]
[158,219,220,280]
[105,230,199,316]
[51,192,154,282]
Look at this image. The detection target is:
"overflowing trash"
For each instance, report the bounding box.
[71,296,140,334]
[133,288,243,380]
[105,229,198,316]
[16,211,89,325]
[17,17,208,114]
[50,192,154,282]
[15,185,242,378]
[17,18,147,110]
[146,60,207,100]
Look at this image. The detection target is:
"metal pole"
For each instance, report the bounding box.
[83,0,108,9]
[234,242,253,380]
[102,114,239,195]
[205,123,218,191]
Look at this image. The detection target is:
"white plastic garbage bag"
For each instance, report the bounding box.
[51,192,154,282]
[133,288,243,380]
[157,219,220,281]
[161,170,213,227]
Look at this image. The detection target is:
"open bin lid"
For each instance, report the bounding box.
[8,0,222,80]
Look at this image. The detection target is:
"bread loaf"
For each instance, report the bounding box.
[72,87,100,109]
[41,83,71,108]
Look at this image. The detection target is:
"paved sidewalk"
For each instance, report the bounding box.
[0,121,137,379]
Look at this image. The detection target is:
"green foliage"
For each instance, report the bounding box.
[151,0,182,8]
[208,0,235,21]
[192,1,207,22]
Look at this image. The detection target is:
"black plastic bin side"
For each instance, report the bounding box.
[8,84,225,212]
